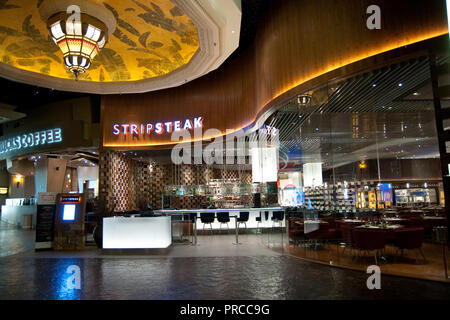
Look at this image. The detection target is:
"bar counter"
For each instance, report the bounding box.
[154,207,285,230]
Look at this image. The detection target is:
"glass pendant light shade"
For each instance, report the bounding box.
[47,12,108,78]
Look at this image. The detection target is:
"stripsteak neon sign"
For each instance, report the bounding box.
[113,117,204,136]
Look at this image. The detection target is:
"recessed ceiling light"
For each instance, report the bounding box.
[372,83,376,87]
[413,92,420,96]
[398,82,403,87]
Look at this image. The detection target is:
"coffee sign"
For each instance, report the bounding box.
[0,128,62,155]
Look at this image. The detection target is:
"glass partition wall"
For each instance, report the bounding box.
[266,55,449,281]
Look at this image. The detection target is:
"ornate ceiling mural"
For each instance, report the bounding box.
[0,0,199,82]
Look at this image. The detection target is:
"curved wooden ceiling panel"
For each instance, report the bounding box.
[101,0,449,150]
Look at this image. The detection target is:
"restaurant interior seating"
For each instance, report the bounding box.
[217,211,230,231]
[200,212,215,232]
[288,218,304,245]
[393,227,426,263]
[340,224,356,256]
[272,211,285,227]
[237,211,249,229]
[352,229,386,265]
[256,212,262,231]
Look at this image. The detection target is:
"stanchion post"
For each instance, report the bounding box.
[193,213,198,246]
[232,216,241,245]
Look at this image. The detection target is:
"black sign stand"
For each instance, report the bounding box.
[35,204,56,250]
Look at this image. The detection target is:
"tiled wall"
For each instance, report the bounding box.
[99,151,254,212]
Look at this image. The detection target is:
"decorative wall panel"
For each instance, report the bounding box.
[0,0,198,82]
[99,152,253,211]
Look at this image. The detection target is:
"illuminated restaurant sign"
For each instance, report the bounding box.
[0,128,62,155]
[112,117,204,136]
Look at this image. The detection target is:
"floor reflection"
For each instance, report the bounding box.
[1,256,450,300]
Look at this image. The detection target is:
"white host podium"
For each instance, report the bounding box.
[102,216,172,249]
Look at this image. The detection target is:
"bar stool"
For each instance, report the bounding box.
[189,212,197,242]
[256,212,262,227]
[237,211,249,230]
[217,211,230,232]
[264,211,270,230]
[272,210,285,228]
[200,212,215,234]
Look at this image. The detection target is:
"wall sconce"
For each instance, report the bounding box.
[14,175,23,184]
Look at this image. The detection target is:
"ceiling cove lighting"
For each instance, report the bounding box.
[47,6,108,79]
[447,0,450,41]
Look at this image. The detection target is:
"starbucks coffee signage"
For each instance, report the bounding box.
[0,128,62,155]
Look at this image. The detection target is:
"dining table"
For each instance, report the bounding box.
[338,219,363,223]
[354,224,405,240]
[355,224,404,230]
[382,217,405,222]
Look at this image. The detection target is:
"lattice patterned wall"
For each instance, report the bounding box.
[148,163,173,209]
[99,152,254,211]
[99,152,146,212]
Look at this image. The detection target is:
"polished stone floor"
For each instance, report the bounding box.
[1,227,450,300]
[1,255,450,300]
[0,222,34,258]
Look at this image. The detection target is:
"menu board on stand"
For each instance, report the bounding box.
[35,192,58,250]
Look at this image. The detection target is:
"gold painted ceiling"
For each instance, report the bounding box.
[0,0,199,82]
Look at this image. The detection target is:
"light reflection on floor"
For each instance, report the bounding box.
[1,227,450,300]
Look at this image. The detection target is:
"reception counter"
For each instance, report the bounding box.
[102,216,172,249]
[154,207,285,230]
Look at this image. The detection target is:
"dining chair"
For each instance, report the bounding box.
[393,227,426,263]
[352,229,386,265]
[340,224,355,256]
[288,218,304,245]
